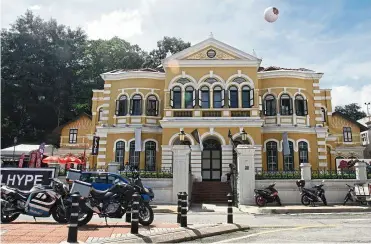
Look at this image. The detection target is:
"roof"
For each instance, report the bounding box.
[53,112,92,133]
[357,116,371,127]
[258,66,316,72]
[332,111,368,131]
[104,68,165,74]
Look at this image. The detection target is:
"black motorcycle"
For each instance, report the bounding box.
[343,184,368,206]
[1,178,70,223]
[75,173,154,226]
[296,180,327,206]
[254,183,281,207]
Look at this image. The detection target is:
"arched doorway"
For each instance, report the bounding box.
[202,138,222,181]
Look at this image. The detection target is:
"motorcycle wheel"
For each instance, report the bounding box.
[276,196,282,206]
[343,195,350,206]
[255,196,266,207]
[301,195,311,206]
[138,203,154,226]
[76,211,93,226]
[321,195,328,206]
[51,205,68,223]
[1,202,20,224]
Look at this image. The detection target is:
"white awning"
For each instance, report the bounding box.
[0,144,57,157]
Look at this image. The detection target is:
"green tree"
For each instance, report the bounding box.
[335,103,367,121]
[142,36,191,68]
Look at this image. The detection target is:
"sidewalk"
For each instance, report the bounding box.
[239,204,371,214]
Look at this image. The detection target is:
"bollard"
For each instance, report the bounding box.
[227,193,233,224]
[126,204,131,223]
[131,192,140,234]
[180,192,188,227]
[177,192,182,224]
[67,193,80,243]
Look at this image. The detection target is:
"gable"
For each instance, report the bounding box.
[60,114,92,135]
[183,46,240,60]
[330,113,364,134]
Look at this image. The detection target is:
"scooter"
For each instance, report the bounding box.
[343,184,368,205]
[296,180,327,206]
[254,183,281,207]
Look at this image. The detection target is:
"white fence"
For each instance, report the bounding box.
[142,178,174,204]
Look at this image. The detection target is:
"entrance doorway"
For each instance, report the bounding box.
[202,138,222,181]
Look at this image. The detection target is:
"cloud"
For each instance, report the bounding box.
[331,85,371,112]
[86,10,143,40]
[29,5,41,10]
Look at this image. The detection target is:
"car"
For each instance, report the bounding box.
[78,172,130,191]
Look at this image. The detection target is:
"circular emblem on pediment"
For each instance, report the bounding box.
[207,49,216,58]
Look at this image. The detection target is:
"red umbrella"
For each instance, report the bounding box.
[63,156,83,164]
[42,156,62,163]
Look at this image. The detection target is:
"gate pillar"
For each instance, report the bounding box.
[235,145,256,205]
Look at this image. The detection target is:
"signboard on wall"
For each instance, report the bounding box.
[0,168,55,190]
[92,136,100,155]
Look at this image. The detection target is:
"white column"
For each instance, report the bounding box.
[355,162,367,181]
[235,145,256,205]
[300,163,311,181]
[190,145,202,182]
[161,145,173,170]
[172,145,191,203]
[221,145,233,182]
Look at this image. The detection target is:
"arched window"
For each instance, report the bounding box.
[242,86,254,108]
[130,94,142,115]
[170,86,181,109]
[185,86,195,108]
[98,108,104,121]
[321,107,327,122]
[199,86,210,108]
[129,141,140,167]
[280,94,293,115]
[295,95,308,116]
[264,95,276,116]
[213,86,224,108]
[115,95,128,116]
[115,141,125,164]
[228,86,238,108]
[146,95,159,116]
[145,141,156,171]
[283,141,294,171]
[298,141,308,164]
[266,141,278,171]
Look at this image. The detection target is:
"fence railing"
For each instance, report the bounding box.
[255,168,301,180]
[311,169,356,179]
[120,167,173,178]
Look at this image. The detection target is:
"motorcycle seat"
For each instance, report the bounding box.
[15,188,33,196]
[91,188,110,198]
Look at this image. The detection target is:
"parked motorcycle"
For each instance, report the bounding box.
[254,183,281,207]
[74,171,154,226]
[343,184,368,205]
[296,180,327,206]
[1,178,70,223]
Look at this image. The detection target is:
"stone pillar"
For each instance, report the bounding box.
[161,145,173,170]
[108,162,120,173]
[300,163,311,181]
[221,145,233,182]
[235,145,256,205]
[190,145,202,182]
[172,145,191,203]
[355,162,367,181]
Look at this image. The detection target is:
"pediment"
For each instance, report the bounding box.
[183,46,239,60]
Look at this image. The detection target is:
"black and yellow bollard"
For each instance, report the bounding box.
[131,193,140,234]
[227,193,233,224]
[177,192,182,224]
[126,204,131,223]
[67,193,80,243]
[180,192,188,227]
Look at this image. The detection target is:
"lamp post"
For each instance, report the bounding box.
[240,129,248,144]
[178,130,186,145]
[13,137,18,162]
[365,102,371,116]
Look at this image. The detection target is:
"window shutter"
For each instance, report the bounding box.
[228,90,231,107]
[198,90,202,107]
[115,100,119,115]
[304,100,308,115]
[155,100,159,116]
[250,89,254,107]
[289,98,293,115]
[129,99,133,115]
[263,100,267,115]
[138,99,142,115]
[170,90,174,107]
[221,89,225,107]
[295,99,299,115]
[192,89,196,107]
[123,100,127,115]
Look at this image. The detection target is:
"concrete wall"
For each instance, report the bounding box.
[142,178,173,204]
[256,179,370,205]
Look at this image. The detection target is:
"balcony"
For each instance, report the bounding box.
[173,111,193,117]
[202,111,221,117]
[165,108,259,118]
[231,111,250,117]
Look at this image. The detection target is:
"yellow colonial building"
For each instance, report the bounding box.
[61,37,366,181]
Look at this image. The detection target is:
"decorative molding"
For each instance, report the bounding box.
[168,132,195,145]
[160,117,264,128]
[200,131,226,145]
[231,132,255,145]
[258,70,323,79]
[142,138,159,152]
[104,84,111,88]
[263,139,282,152]
[101,71,165,81]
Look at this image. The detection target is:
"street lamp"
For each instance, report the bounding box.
[13,137,18,162]
[178,130,186,145]
[365,102,371,116]
[240,129,248,144]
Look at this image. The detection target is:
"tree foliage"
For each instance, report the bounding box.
[335,103,367,121]
[1,11,191,148]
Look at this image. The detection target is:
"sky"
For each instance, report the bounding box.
[2,0,371,113]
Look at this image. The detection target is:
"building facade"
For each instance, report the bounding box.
[63,37,366,181]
